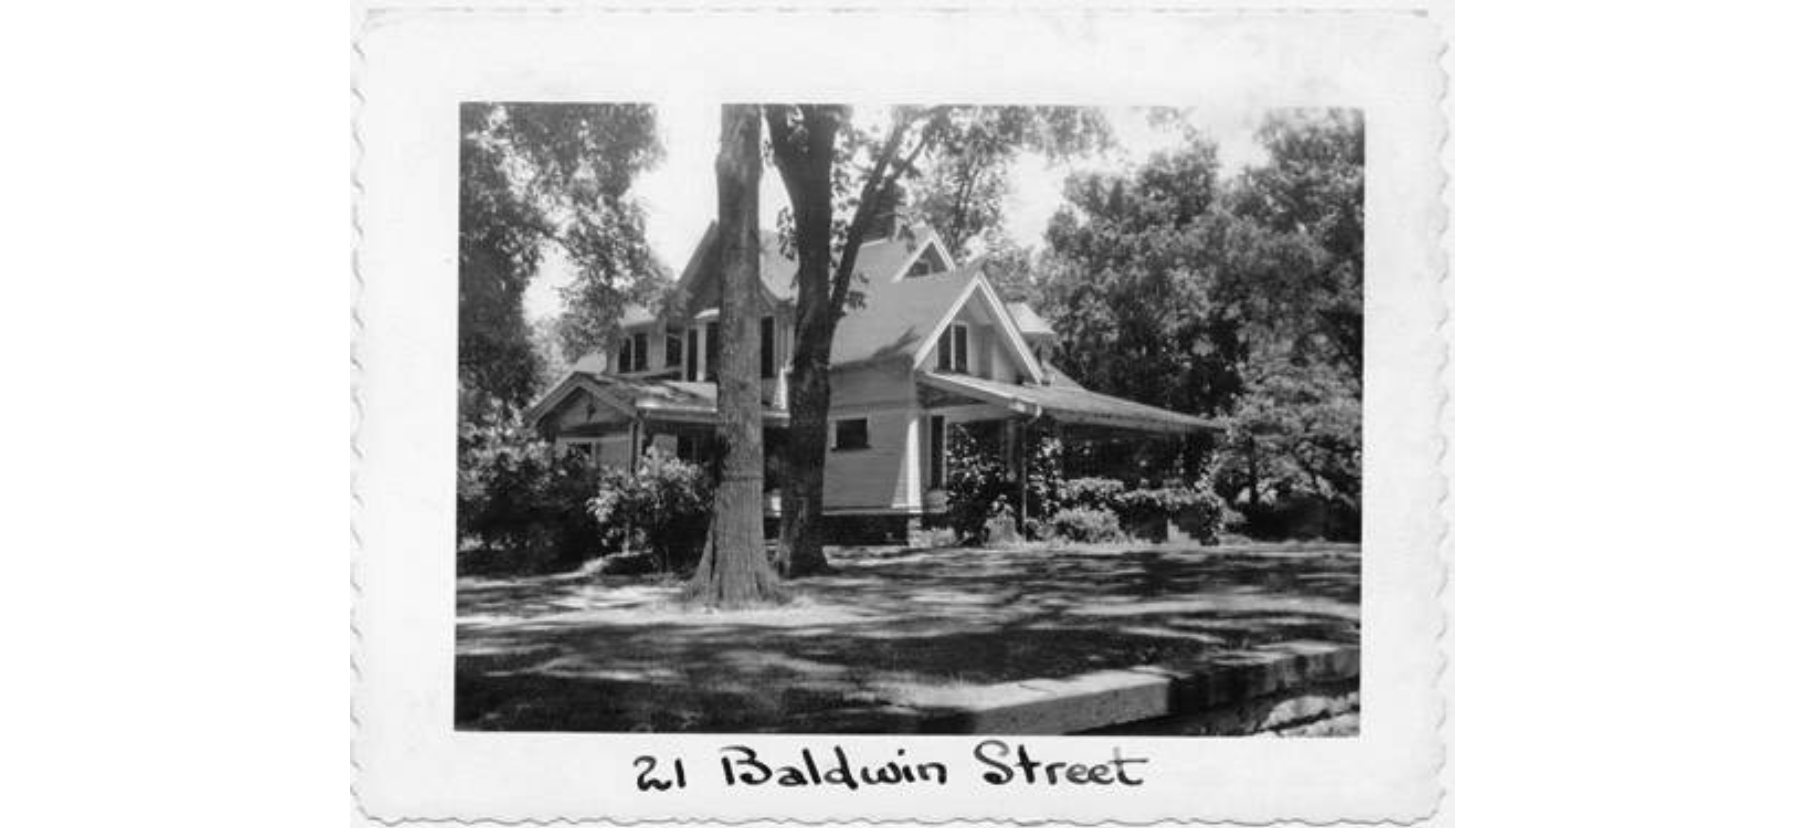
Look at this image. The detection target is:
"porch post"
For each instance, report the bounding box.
[1014,418,1028,531]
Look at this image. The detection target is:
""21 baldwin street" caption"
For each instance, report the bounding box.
[634,740,1151,792]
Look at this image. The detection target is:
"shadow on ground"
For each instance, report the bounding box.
[455,542,1360,732]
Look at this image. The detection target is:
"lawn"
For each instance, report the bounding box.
[455,541,1360,733]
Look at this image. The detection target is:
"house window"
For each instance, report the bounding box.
[833,418,870,451]
[666,330,684,369]
[566,441,596,464]
[928,416,946,488]
[705,321,721,382]
[760,316,775,379]
[675,434,704,463]
[685,328,700,381]
[936,322,969,373]
[617,332,648,374]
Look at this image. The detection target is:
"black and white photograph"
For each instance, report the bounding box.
[348,6,1447,823]
[453,102,1366,736]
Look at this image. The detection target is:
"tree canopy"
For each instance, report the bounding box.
[1032,109,1364,538]
[457,103,664,421]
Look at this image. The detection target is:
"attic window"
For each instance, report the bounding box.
[936,322,969,374]
[907,246,948,277]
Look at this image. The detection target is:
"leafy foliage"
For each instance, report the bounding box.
[1054,477,1224,544]
[944,422,1011,544]
[591,448,714,572]
[1213,360,1361,539]
[1033,109,1364,540]
[456,417,601,575]
[1050,507,1125,543]
[458,103,664,423]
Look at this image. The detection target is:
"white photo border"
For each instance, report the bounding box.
[352,3,1451,824]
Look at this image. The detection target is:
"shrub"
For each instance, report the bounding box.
[1058,477,1127,512]
[1051,507,1124,543]
[1049,476,1224,545]
[945,424,1011,544]
[589,448,712,572]
[457,419,600,574]
[1170,483,1226,545]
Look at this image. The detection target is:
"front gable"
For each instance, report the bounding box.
[524,374,636,437]
[909,274,1046,385]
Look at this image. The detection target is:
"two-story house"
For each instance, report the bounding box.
[525,221,1216,540]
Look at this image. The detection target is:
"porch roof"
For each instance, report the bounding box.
[525,371,791,431]
[918,372,1221,435]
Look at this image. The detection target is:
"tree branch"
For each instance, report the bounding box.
[827,110,948,311]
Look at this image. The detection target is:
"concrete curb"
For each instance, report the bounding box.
[914,640,1359,735]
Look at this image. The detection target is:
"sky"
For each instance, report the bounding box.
[524,106,1268,321]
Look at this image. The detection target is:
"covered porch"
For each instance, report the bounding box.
[914,371,1221,527]
[527,371,790,474]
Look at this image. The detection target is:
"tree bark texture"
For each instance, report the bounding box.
[686,105,782,607]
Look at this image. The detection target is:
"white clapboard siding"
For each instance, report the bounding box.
[823,407,919,512]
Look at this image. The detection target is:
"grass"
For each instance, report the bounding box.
[455,541,1359,733]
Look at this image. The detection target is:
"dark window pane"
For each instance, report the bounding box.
[616,342,631,374]
[631,332,648,372]
[666,331,683,368]
[937,327,952,371]
[953,325,969,373]
[929,416,946,488]
[834,418,869,451]
[760,317,775,379]
[685,328,699,381]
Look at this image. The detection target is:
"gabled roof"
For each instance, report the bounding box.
[919,372,1220,435]
[831,260,981,366]
[905,273,1047,384]
[601,223,1027,374]
[659,223,931,315]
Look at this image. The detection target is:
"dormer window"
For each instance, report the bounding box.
[907,245,948,278]
[616,331,648,374]
[936,322,969,374]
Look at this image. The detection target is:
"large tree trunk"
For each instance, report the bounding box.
[776,309,833,576]
[763,105,931,576]
[764,106,843,578]
[686,105,782,607]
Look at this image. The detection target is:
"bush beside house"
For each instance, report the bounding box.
[457,422,713,577]
[456,421,602,575]
[589,448,712,572]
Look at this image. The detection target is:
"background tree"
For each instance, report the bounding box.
[457,103,664,427]
[686,106,782,606]
[1229,109,1365,378]
[760,105,1110,576]
[1034,109,1364,538]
